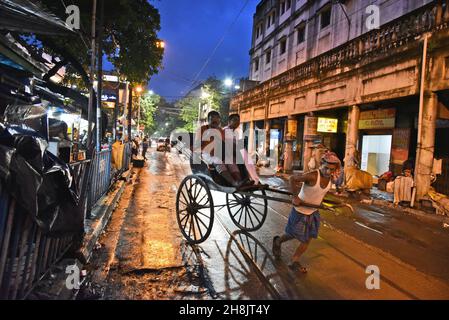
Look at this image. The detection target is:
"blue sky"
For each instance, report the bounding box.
[147,0,259,101]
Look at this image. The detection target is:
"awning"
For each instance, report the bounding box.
[0,0,74,35]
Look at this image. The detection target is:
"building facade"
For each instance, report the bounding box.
[231,0,449,201]
[249,0,433,83]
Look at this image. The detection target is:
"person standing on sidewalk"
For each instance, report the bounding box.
[142,137,149,160]
[272,151,341,273]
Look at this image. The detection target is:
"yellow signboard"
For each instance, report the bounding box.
[359,108,396,129]
[317,118,338,133]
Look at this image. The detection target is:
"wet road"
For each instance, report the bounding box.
[169,149,449,300]
[80,148,449,300]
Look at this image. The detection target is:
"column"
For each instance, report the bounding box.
[264,120,271,158]
[344,105,360,171]
[415,92,438,200]
[302,114,317,172]
[283,116,296,173]
[248,120,255,154]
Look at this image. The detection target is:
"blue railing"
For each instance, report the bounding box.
[87,149,112,211]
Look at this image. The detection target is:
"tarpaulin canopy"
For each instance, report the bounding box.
[0,0,74,35]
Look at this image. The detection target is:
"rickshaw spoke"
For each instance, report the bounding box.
[238,206,246,225]
[189,215,196,240]
[193,215,205,239]
[232,206,244,220]
[180,191,190,205]
[246,206,255,228]
[196,208,211,218]
[182,213,190,231]
[248,205,264,217]
[191,213,200,240]
[247,206,261,225]
[179,212,189,224]
[196,192,208,205]
[193,182,201,200]
[227,202,241,210]
[194,213,209,230]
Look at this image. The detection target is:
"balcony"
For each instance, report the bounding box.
[232,1,449,112]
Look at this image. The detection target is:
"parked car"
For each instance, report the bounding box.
[156,138,170,152]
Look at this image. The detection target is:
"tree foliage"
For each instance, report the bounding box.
[21,0,164,85]
[177,78,228,132]
[136,92,160,135]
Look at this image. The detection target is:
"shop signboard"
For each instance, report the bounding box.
[391,128,411,165]
[359,108,396,129]
[285,118,297,141]
[304,116,318,141]
[317,117,338,133]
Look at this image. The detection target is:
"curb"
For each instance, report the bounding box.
[79,168,134,263]
[370,198,449,224]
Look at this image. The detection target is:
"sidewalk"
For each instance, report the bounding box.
[261,169,449,225]
[76,151,210,300]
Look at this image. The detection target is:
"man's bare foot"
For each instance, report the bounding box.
[288,261,308,273]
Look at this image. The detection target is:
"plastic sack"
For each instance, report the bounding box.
[345,167,373,192]
[0,123,85,236]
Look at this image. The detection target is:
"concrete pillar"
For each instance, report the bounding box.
[283,142,294,173]
[415,92,438,200]
[264,120,271,158]
[248,120,255,154]
[344,105,360,170]
[302,115,317,172]
[283,116,296,173]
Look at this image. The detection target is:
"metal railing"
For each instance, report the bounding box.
[0,160,90,300]
[121,142,132,173]
[87,149,112,210]
[0,141,132,299]
[232,1,447,110]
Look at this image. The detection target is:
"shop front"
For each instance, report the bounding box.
[358,103,418,178]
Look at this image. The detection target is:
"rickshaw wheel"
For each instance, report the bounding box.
[226,190,268,232]
[176,175,214,244]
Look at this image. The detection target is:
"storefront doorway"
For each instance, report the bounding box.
[361,135,392,176]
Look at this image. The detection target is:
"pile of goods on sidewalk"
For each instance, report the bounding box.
[427,188,449,216]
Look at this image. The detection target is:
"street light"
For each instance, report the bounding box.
[224,78,233,87]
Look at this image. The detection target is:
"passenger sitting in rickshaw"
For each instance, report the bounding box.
[194,111,251,189]
[224,114,263,187]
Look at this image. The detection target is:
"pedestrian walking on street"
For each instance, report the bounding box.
[142,137,149,160]
[272,151,341,273]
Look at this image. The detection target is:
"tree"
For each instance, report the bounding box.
[177,78,225,132]
[19,0,164,86]
[137,92,160,136]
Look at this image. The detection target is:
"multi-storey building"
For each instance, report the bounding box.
[249,0,433,83]
[231,0,449,201]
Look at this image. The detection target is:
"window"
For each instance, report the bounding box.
[266,50,271,64]
[256,24,262,38]
[281,0,291,14]
[297,25,305,44]
[279,38,287,55]
[254,58,260,72]
[280,1,286,15]
[267,10,276,29]
[320,6,332,29]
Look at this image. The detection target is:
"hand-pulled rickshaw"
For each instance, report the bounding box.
[174,141,348,245]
